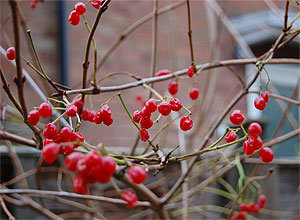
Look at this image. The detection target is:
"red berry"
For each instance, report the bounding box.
[65,152,85,171]
[230,110,245,125]
[91,0,102,9]
[187,65,195,77]
[73,176,88,194]
[239,203,248,212]
[66,105,78,117]
[85,150,102,167]
[128,165,147,184]
[42,143,60,164]
[140,129,149,142]
[248,134,263,150]
[158,102,171,116]
[258,194,266,209]
[189,88,199,100]
[133,110,142,123]
[254,97,266,111]
[121,191,138,208]
[259,147,274,163]
[141,106,151,120]
[68,10,80,26]
[60,144,74,155]
[59,126,73,142]
[140,118,153,129]
[103,116,113,126]
[145,98,157,113]
[6,47,16,60]
[43,138,54,146]
[236,211,246,219]
[81,109,90,121]
[180,116,193,131]
[27,110,40,125]
[97,171,111,183]
[243,140,255,156]
[101,156,116,175]
[43,123,58,139]
[88,110,95,122]
[168,81,178,95]
[93,111,103,124]
[71,99,83,112]
[74,2,86,15]
[30,0,39,9]
[39,102,52,118]
[72,132,84,147]
[262,91,270,103]
[156,69,170,76]
[248,122,262,136]
[76,158,90,176]
[169,98,182,111]
[248,203,259,214]
[100,104,111,119]
[225,130,237,143]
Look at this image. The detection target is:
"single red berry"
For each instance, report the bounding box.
[128,165,147,184]
[140,118,153,129]
[259,147,274,163]
[93,111,103,124]
[85,150,102,167]
[180,116,193,131]
[43,123,58,139]
[71,98,83,112]
[72,132,84,147]
[243,140,255,156]
[81,109,90,121]
[6,47,16,60]
[141,106,151,120]
[65,152,85,171]
[60,144,74,155]
[236,212,246,219]
[100,104,111,119]
[230,110,245,125]
[39,102,52,118]
[97,171,111,183]
[101,156,116,175]
[169,98,182,112]
[158,102,171,116]
[248,122,262,136]
[189,88,199,100]
[27,110,40,125]
[145,98,157,113]
[74,2,86,15]
[239,203,249,212]
[254,97,266,111]
[76,158,90,177]
[187,65,195,77]
[139,129,149,142]
[103,116,113,126]
[133,110,142,123]
[121,191,138,208]
[42,143,60,164]
[91,0,102,9]
[59,126,73,142]
[262,91,270,103]
[66,105,78,117]
[248,203,259,214]
[258,194,266,209]
[156,69,170,76]
[88,110,95,122]
[73,176,88,194]
[68,10,80,26]
[43,138,54,146]
[168,81,178,95]
[248,134,263,150]
[225,130,237,143]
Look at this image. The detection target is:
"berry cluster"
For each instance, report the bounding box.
[231,195,267,220]
[81,104,113,126]
[229,110,274,163]
[68,1,102,26]
[254,91,270,111]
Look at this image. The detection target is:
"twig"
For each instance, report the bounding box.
[186,0,195,66]
[0,196,15,220]
[0,131,36,147]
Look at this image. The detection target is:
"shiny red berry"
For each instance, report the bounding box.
[43,123,58,139]
[103,116,113,126]
[243,140,255,156]
[145,98,157,113]
[258,194,266,209]
[187,65,195,77]
[39,102,52,118]
[248,122,262,136]
[88,110,95,122]
[121,191,138,208]
[73,175,88,194]
[168,81,178,95]
[236,212,246,219]
[140,118,153,129]
[180,116,193,131]
[140,129,149,142]
[254,97,266,110]
[262,91,270,103]
[128,165,147,184]
[6,47,16,60]
[59,126,73,141]
[66,105,78,117]
[93,111,103,124]
[85,150,102,167]
[65,152,85,171]
[239,203,248,212]
[100,104,111,120]
[225,130,237,143]
[158,102,171,116]
[248,134,263,150]
[42,143,60,164]
[259,147,274,163]
[189,88,199,100]
[27,110,40,125]
[156,69,170,76]
[60,144,75,155]
[230,110,245,125]
[91,0,102,9]
[75,2,86,15]
[68,10,80,26]
[133,110,142,123]
[71,99,83,112]
[101,156,116,175]
[169,98,182,111]
[141,106,151,120]
[43,138,54,146]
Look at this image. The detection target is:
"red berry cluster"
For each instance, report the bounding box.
[6,47,16,60]
[254,91,269,111]
[68,1,102,26]
[231,195,267,220]
[81,104,113,126]
[229,110,274,163]
[121,191,138,208]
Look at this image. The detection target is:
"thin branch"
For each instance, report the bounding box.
[186,0,195,66]
[0,131,36,147]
